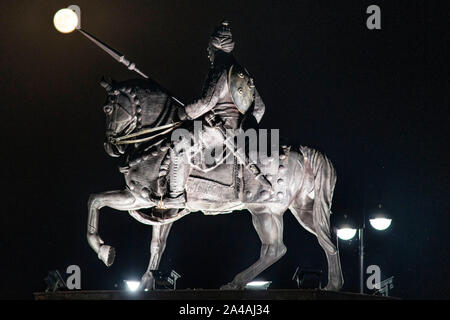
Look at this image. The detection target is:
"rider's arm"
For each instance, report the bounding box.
[183,70,227,120]
[252,88,265,123]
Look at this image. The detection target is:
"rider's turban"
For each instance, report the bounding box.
[209,20,235,53]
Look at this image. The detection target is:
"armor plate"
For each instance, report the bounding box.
[228,64,255,114]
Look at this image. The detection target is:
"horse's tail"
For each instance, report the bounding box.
[301,146,337,254]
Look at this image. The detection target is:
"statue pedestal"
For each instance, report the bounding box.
[34,289,396,300]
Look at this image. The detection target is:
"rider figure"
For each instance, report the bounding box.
[158,20,266,207]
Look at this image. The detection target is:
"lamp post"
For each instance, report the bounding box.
[336,204,391,294]
[358,225,364,294]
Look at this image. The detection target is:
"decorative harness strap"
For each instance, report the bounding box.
[110,122,182,145]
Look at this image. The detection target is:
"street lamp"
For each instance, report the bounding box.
[369,205,392,231]
[337,227,357,241]
[369,217,392,231]
[336,204,391,294]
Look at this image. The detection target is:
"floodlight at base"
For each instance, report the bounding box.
[53,8,79,33]
[245,281,272,290]
[369,218,392,231]
[124,280,140,292]
[337,228,357,240]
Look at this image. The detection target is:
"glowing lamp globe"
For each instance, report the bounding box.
[369,217,392,231]
[337,228,357,240]
[53,8,79,33]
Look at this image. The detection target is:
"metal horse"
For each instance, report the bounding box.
[87,78,344,291]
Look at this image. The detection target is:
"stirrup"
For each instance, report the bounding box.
[149,194,167,209]
[158,195,166,209]
[152,193,186,209]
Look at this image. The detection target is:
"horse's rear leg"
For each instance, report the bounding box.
[290,202,343,291]
[221,206,287,290]
[87,189,138,266]
[140,219,173,291]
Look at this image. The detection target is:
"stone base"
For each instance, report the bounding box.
[34,289,396,300]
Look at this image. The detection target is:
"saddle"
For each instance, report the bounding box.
[185,145,294,208]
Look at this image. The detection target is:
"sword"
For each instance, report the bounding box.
[204,112,273,192]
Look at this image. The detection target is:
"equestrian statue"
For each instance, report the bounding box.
[86,21,344,291]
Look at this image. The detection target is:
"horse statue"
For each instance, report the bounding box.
[87,77,344,291]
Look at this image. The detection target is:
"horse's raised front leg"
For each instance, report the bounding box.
[221,206,287,290]
[87,189,140,266]
[140,217,174,291]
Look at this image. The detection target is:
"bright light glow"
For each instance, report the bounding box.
[125,280,140,292]
[337,228,357,240]
[245,281,272,290]
[53,8,79,33]
[369,218,392,231]
[246,281,270,286]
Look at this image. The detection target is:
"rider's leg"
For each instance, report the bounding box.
[168,147,188,199]
[158,137,191,207]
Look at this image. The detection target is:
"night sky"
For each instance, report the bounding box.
[0,1,448,299]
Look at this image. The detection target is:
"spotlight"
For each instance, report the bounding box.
[245,281,272,290]
[154,269,181,290]
[374,276,394,296]
[44,270,67,292]
[292,267,323,289]
[124,280,140,292]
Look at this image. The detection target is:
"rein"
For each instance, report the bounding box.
[111,122,182,145]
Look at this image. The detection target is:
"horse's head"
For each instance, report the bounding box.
[100,77,180,157]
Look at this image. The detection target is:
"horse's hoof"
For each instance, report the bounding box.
[139,273,155,291]
[87,233,104,251]
[98,245,115,266]
[323,282,343,292]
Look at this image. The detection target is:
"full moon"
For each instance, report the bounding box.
[53,8,79,33]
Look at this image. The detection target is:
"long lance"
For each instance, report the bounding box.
[76,28,185,107]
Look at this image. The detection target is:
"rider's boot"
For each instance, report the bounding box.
[154,148,188,208]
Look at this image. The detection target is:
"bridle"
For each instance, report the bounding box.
[110,121,182,145]
[104,84,183,146]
